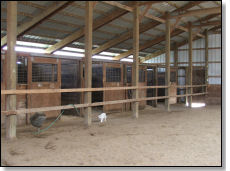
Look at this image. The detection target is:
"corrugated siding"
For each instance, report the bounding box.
[143,34,221,85]
[144,51,174,64]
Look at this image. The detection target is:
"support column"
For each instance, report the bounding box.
[6,1,17,139]
[84,1,93,126]
[188,22,193,107]
[205,29,209,93]
[174,43,179,103]
[132,3,139,118]
[165,12,170,111]
[174,43,178,68]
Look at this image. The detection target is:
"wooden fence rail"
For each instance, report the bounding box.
[1,85,207,95]
[1,92,207,115]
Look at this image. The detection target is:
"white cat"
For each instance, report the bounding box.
[98,113,107,123]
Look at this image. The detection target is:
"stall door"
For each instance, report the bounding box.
[123,64,132,111]
[147,66,157,107]
[192,66,205,102]
[103,63,124,113]
[123,65,147,110]
[27,57,61,121]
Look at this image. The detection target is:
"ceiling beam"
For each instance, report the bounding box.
[103,1,204,37]
[116,13,219,61]
[138,1,164,6]
[92,1,204,56]
[45,8,129,54]
[1,1,72,47]
[113,28,183,60]
[140,4,152,22]
[170,7,221,19]
[192,20,221,27]
[92,21,160,55]
[141,23,221,63]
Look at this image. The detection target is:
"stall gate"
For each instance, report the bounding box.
[27,56,61,123]
[147,66,157,107]
[103,63,124,113]
[123,64,147,111]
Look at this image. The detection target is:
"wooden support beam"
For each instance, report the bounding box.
[92,21,159,55]
[170,7,221,19]
[140,4,152,22]
[188,22,193,107]
[140,49,165,63]
[171,17,181,33]
[192,20,221,27]
[139,13,219,63]
[174,43,178,68]
[93,1,204,56]
[138,1,163,6]
[165,13,170,111]
[102,1,134,11]
[132,3,139,119]
[114,28,183,60]
[172,1,203,14]
[205,29,209,93]
[84,1,93,126]
[6,1,17,139]
[45,7,129,54]
[1,1,71,47]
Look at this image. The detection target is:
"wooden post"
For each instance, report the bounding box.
[165,12,170,111]
[154,66,158,107]
[6,1,17,139]
[174,43,178,68]
[188,22,193,107]
[205,29,209,93]
[132,3,139,118]
[84,1,93,126]
[174,43,178,103]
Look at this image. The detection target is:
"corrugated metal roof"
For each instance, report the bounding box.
[1,1,221,60]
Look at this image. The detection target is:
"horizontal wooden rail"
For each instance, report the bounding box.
[176,84,207,88]
[1,86,170,95]
[1,92,207,116]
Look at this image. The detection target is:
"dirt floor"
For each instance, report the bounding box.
[1,104,221,166]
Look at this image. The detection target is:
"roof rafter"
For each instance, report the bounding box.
[170,7,221,19]
[45,5,131,54]
[115,13,218,61]
[1,1,72,47]
[92,1,204,56]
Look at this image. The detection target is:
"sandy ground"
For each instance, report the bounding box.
[1,104,221,166]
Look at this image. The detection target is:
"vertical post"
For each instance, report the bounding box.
[84,1,93,126]
[6,1,17,139]
[174,43,178,68]
[165,12,170,111]
[132,2,139,118]
[154,66,158,107]
[174,43,178,102]
[205,29,209,93]
[188,22,193,107]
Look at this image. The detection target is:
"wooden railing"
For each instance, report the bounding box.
[1,84,207,115]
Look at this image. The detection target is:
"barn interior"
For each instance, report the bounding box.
[1,1,221,166]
